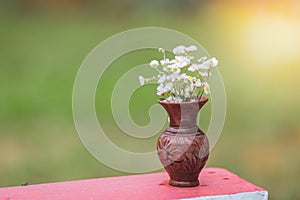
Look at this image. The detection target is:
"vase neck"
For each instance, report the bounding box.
[158,98,208,128]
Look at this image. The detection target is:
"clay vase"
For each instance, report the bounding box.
[157,97,209,187]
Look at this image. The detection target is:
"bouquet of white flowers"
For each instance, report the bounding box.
[138,45,218,102]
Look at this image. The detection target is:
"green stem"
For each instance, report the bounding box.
[198,89,204,99]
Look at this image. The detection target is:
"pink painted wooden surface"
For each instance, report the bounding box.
[0,168,266,200]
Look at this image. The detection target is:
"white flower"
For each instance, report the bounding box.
[178,73,187,81]
[194,64,205,70]
[175,56,183,62]
[157,74,166,84]
[182,77,189,83]
[165,82,173,92]
[203,82,210,94]
[186,76,196,83]
[199,58,218,69]
[170,65,181,73]
[210,57,218,67]
[173,45,186,55]
[185,45,197,52]
[195,79,202,87]
[175,56,190,68]
[157,84,165,96]
[139,45,218,101]
[160,58,170,66]
[186,75,194,81]
[188,64,197,72]
[138,75,145,86]
[156,83,173,96]
[158,48,165,53]
[169,59,177,64]
[199,71,211,77]
[169,73,179,82]
[198,63,210,70]
[149,60,159,68]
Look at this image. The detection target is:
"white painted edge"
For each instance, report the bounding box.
[180,191,268,200]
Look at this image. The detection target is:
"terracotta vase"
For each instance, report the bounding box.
[157,97,209,187]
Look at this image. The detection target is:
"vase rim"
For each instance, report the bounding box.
[158,96,208,105]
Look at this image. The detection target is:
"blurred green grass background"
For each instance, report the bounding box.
[1,1,300,199]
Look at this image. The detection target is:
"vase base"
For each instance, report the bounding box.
[169,179,199,187]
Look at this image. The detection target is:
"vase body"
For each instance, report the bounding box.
[157,97,209,187]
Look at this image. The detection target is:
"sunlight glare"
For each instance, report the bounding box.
[243,14,300,66]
